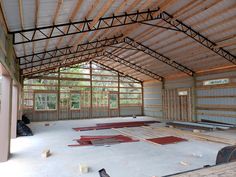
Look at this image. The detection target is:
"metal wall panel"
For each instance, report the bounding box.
[196,69,236,124]
[143,81,163,118]
[165,77,194,89]
[120,106,142,116]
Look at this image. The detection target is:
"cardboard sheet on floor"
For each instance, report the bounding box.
[147,136,187,145]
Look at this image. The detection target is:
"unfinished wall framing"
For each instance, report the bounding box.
[23,62,143,121]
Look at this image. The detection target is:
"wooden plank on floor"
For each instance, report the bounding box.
[167,162,236,177]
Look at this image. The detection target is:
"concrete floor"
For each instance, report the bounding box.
[0,116,231,177]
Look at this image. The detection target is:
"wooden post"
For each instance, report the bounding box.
[11,84,18,139]
[18,85,23,120]
[0,75,12,162]
[118,73,120,117]
[89,61,92,118]
[57,68,60,120]
[192,75,197,122]
[141,82,144,116]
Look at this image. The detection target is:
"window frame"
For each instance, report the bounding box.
[70,92,81,110]
[34,92,57,111]
[109,92,118,109]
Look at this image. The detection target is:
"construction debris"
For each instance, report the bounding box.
[146,136,187,145]
[193,129,201,133]
[99,168,110,177]
[41,149,50,158]
[73,121,159,131]
[68,135,139,147]
[167,121,230,131]
[179,161,189,166]
[79,164,89,174]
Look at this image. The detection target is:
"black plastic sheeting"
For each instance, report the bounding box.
[17,120,33,136]
[216,145,236,164]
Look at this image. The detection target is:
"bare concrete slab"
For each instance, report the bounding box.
[0,117,230,177]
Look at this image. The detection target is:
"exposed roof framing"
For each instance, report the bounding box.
[123,37,195,76]
[19,34,194,77]
[93,60,143,83]
[159,11,236,65]
[10,8,162,44]
[19,35,123,69]
[1,0,236,81]
[22,51,103,76]
[103,51,164,81]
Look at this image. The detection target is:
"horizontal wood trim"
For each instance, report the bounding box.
[120,105,142,107]
[144,109,162,112]
[196,65,236,76]
[197,112,236,118]
[196,83,236,90]
[197,95,236,98]
[143,97,161,100]
[144,104,162,108]
[120,92,142,94]
[144,86,163,88]
[120,98,141,100]
[196,75,236,82]
[197,106,236,111]
[143,91,162,94]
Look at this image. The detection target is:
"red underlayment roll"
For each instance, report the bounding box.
[146,136,187,145]
[73,121,159,131]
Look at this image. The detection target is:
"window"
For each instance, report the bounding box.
[109,93,118,109]
[203,78,229,86]
[35,93,57,110]
[70,93,80,110]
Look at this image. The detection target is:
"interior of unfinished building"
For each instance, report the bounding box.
[0,0,236,177]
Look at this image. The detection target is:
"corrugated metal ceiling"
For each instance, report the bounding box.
[0,0,235,81]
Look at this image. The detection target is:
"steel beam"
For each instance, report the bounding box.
[159,11,236,64]
[19,35,123,68]
[23,51,103,76]
[10,8,162,44]
[93,60,143,83]
[104,51,164,81]
[124,37,194,76]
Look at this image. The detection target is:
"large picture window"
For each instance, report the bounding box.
[35,93,57,110]
[70,93,80,110]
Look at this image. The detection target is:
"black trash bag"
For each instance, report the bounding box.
[17,120,33,136]
[99,168,110,177]
[216,145,236,165]
[22,114,30,124]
